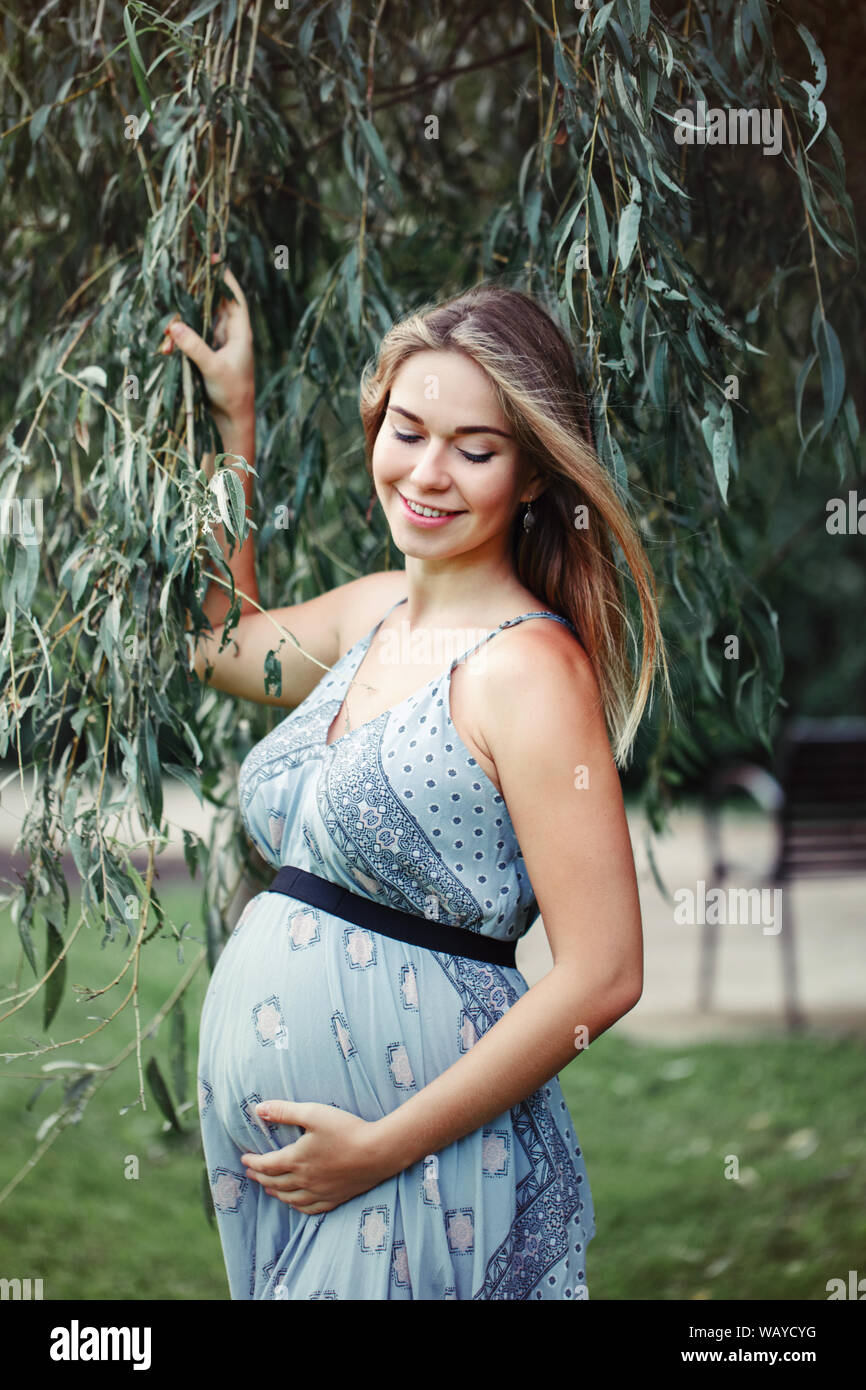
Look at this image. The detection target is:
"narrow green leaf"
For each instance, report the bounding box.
[812,316,845,441]
[687,317,710,368]
[179,0,222,26]
[650,338,668,409]
[139,716,163,827]
[794,352,818,445]
[699,632,723,697]
[122,6,155,123]
[583,2,616,60]
[29,104,52,145]
[171,999,187,1105]
[746,0,773,52]
[524,187,542,248]
[145,1057,182,1133]
[795,23,827,103]
[164,762,203,806]
[298,8,319,60]
[617,197,642,273]
[182,829,200,880]
[712,402,733,504]
[564,239,582,318]
[588,177,609,273]
[554,35,577,93]
[43,921,66,1030]
[555,196,586,262]
[357,114,402,201]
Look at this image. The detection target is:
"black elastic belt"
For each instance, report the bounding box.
[267,863,517,967]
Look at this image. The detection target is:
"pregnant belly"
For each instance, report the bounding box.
[198,891,525,1154]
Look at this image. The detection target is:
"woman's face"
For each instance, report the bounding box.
[371,349,539,563]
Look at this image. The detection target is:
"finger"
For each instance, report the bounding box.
[245,1167,291,1187]
[242,1149,298,1176]
[166,319,218,373]
[211,309,228,350]
[268,1188,328,1213]
[252,1169,304,1190]
[262,1179,307,1198]
[219,263,248,309]
[255,1099,307,1127]
[263,1183,304,1202]
[209,260,246,314]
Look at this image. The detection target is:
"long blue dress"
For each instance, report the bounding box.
[197,594,596,1299]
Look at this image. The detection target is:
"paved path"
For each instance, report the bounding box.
[2,773,863,1041]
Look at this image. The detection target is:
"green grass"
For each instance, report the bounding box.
[1,883,864,1300]
[561,1032,866,1300]
[0,881,226,1300]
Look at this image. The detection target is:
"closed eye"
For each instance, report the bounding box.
[391,428,493,464]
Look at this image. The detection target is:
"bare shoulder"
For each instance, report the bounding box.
[333,568,408,656]
[478,613,605,733]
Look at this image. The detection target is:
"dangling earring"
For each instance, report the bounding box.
[523,496,535,534]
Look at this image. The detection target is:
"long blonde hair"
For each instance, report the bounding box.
[358,282,668,766]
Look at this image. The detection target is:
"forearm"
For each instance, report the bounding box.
[366,963,639,1177]
[199,406,260,628]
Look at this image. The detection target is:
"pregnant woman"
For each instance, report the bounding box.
[170,264,665,1300]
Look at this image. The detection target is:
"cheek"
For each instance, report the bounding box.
[464,470,518,513]
[371,434,399,478]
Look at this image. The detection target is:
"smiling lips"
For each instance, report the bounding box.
[397,490,465,521]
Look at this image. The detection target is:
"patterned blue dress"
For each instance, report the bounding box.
[197,595,595,1299]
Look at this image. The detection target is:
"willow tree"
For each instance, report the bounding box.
[0,0,859,1186]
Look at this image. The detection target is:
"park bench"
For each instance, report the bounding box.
[701,717,866,1030]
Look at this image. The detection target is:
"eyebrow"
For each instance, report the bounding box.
[387,403,512,439]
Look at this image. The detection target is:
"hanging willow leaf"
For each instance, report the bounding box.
[170,998,187,1106]
[588,176,610,274]
[794,351,818,445]
[712,401,733,504]
[145,1057,183,1133]
[210,465,248,542]
[812,315,845,441]
[122,7,155,124]
[356,114,403,202]
[43,921,67,1030]
[138,715,163,827]
[554,34,577,93]
[617,187,642,272]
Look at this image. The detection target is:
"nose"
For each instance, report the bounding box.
[406,437,453,490]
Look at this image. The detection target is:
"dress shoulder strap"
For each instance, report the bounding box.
[364,594,408,645]
[448,609,577,673]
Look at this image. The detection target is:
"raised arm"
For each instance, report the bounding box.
[164,261,405,709]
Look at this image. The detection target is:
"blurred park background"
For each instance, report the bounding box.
[1,0,864,1299]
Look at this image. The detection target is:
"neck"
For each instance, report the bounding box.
[400,551,526,629]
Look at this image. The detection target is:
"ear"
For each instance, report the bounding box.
[521,470,549,503]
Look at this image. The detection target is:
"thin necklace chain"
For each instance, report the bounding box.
[343,649,380,735]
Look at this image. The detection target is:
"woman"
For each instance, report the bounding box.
[169,265,665,1300]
